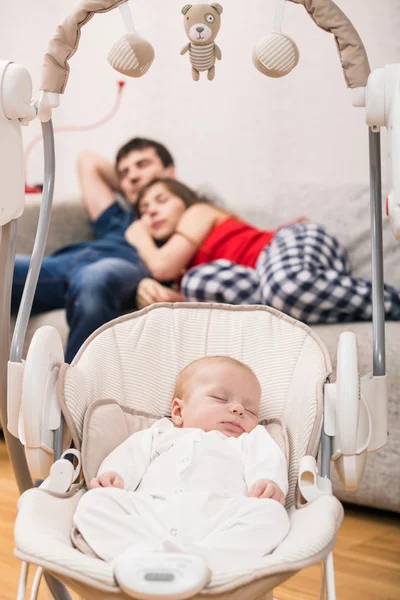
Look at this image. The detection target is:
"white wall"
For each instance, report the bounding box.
[1,0,400,209]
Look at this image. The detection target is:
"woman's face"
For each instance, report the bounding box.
[139,182,187,241]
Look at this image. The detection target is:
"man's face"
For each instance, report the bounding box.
[116,147,175,205]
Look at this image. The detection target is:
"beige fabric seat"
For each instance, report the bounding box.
[14,303,344,599]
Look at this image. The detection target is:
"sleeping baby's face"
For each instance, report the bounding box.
[171,357,261,438]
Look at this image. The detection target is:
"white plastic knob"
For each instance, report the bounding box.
[40,450,81,493]
[37,91,60,123]
[1,62,36,122]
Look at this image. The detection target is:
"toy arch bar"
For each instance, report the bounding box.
[41,0,370,95]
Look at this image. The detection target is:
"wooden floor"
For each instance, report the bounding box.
[1,439,400,600]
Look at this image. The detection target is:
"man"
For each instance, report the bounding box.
[12,138,182,363]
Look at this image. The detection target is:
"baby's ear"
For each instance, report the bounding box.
[211,3,223,15]
[171,398,184,426]
[182,5,192,16]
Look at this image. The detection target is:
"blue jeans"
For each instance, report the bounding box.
[12,252,149,363]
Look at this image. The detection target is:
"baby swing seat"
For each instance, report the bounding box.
[14,303,346,600]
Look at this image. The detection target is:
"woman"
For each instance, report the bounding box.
[126,178,400,323]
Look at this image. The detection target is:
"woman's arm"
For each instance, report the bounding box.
[125,204,225,281]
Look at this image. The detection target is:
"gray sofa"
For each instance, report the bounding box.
[12,185,400,512]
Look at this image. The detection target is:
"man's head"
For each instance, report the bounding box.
[171,356,261,438]
[115,138,176,205]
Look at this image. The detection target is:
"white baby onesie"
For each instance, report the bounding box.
[73,419,290,587]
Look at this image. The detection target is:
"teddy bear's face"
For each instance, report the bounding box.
[182,4,223,45]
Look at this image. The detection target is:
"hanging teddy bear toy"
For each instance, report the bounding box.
[181,3,223,81]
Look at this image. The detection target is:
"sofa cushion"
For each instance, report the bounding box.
[16,196,93,256]
[241,183,399,287]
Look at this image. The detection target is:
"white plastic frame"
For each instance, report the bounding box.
[324,332,388,491]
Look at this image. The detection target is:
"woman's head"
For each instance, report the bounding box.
[137,178,200,241]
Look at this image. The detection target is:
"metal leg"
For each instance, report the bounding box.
[324,552,336,600]
[29,568,43,600]
[319,561,326,600]
[43,575,73,600]
[320,424,335,599]
[26,568,72,600]
[368,128,386,377]
[16,561,29,600]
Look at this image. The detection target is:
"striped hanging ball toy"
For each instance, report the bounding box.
[253,0,299,78]
[108,1,155,78]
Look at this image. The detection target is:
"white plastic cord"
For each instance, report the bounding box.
[272,0,287,33]
[119,1,137,35]
[17,561,29,600]
[29,568,43,600]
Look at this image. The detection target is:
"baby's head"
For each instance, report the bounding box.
[171,356,261,437]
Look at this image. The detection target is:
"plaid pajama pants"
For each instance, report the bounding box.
[181,223,400,323]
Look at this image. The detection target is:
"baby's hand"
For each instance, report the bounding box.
[248,479,285,506]
[89,472,124,489]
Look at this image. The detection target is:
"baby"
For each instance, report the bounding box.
[73,356,290,582]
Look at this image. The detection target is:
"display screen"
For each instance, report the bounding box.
[144,572,175,582]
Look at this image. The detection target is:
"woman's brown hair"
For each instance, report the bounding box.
[137,178,201,215]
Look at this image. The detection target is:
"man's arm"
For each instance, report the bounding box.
[77,151,120,221]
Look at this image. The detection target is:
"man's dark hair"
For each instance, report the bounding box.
[115,138,174,169]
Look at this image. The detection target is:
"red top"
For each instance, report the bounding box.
[189,217,276,269]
